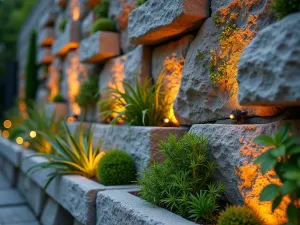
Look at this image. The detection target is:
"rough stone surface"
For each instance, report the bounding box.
[70,123,188,173]
[38,27,55,47]
[174,1,279,125]
[238,13,300,106]
[190,120,300,205]
[79,31,120,63]
[128,0,209,45]
[0,206,39,224]
[0,189,26,206]
[41,197,73,225]
[96,189,197,225]
[99,45,151,92]
[17,172,46,217]
[81,11,95,38]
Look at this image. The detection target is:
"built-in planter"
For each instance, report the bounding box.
[45,103,69,119]
[37,47,54,65]
[79,31,120,63]
[82,0,100,7]
[39,11,56,28]
[128,0,209,45]
[52,21,81,57]
[69,123,188,173]
[38,27,55,47]
[96,189,197,225]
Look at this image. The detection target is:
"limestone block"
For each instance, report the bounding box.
[96,189,197,225]
[41,197,73,225]
[81,11,96,38]
[238,13,300,106]
[38,27,55,47]
[0,189,26,206]
[17,172,46,217]
[3,160,17,186]
[0,206,39,224]
[99,45,151,92]
[39,10,57,28]
[79,31,120,63]
[174,0,279,125]
[0,173,10,190]
[37,47,54,65]
[52,21,81,57]
[0,137,22,166]
[189,120,300,221]
[128,0,209,45]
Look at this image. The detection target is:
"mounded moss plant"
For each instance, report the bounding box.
[217,206,263,225]
[93,0,110,18]
[136,0,147,6]
[91,18,116,34]
[75,76,99,109]
[270,0,300,19]
[97,150,137,185]
[53,93,65,103]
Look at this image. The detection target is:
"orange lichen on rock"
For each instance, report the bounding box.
[118,0,136,30]
[236,126,288,225]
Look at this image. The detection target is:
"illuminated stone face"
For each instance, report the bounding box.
[70,0,80,21]
[47,61,60,102]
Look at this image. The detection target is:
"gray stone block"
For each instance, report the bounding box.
[0,137,22,166]
[37,47,54,65]
[0,173,10,190]
[3,159,18,186]
[73,220,84,225]
[39,10,57,28]
[52,21,81,57]
[0,205,39,224]
[38,28,55,47]
[79,31,120,63]
[81,11,95,38]
[96,189,197,225]
[128,0,209,45]
[238,13,300,107]
[189,120,300,205]
[0,189,26,206]
[41,198,73,225]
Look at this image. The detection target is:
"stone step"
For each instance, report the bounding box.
[0,205,39,224]
[0,189,26,206]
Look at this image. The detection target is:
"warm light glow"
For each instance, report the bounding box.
[48,63,59,101]
[2,130,9,138]
[229,114,235,120]
[3,120,12,129]
[70,0,80,21]
[67,116,76,124]
[117,0,136,30]
[30,131,37,138]
[23,141,30,148]
[163,118,170,124]
[16,137,24,145]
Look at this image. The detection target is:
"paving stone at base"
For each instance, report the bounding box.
[41,198,73,225]
[0,173,10,190]
[3,160,18,186]
[96,189,197,225]
[0,205,39,224]
[0,189,26,206]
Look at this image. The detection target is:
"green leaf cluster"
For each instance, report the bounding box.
[53,93,66,103]
[75,76,99,109]
[93,0,110,18]
[139,133,224,222]
[97,150,137,185]
[136,0,147,7]
[25,122,105,188]
[270,0,300,19]
[58,19,67,32]
[91,18,116,34]
[217,205,263,225]
[254,124,300,224]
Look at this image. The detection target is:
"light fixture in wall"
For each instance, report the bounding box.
[229,109,248,123]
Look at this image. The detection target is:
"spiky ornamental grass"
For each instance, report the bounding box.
[139,133,225,223]
[26,122,105,188]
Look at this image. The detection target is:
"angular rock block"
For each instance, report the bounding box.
[0,205,39,225]
[189,120,300,206]
[55,0,67,8]
[3,160,18,186]
[82,0,100,7]
[0,172,10,190]
[39,10,57,28]
[99,45,151,92]
[41,198,73,225]
[37,47,54,65]
[17,172,46,217]
[238,13,300,107]
[38,27,55,47]
[81,11,96,38]
[52,21,80,57]
[96,189,197,225]
[0,189,26,206]
[128,0,209,45]
[79,31,120,63]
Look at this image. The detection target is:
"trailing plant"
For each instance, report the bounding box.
[101,71,172,126]
[270,0,300,19]
[136,0,147,6]
[26,123,105,188]
[53,93,65,103]
[58,19,67,32]
[97,150,136,185]
[254,124,300,225]
[25,31,38,103]
[217,206,263,225]
[91,18,116,34]
[139,133,224,222]
[93,0,110,18]
[75,76,99,110]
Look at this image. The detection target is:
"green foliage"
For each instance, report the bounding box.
[25,31,38,103]
[97,150,137,185]
[93,0,110,18]
[75,76,99,109]
[97,90,114,123]
[26,123,105,188]
[139,133,224,222]
[270,0,300,19]
[217,206,263,225]
[58,19,67,32]
[53,93,65,103]
[91,18,116,34]
[136,0,147,6]
[254,124,300,225]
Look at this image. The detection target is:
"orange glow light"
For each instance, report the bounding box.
[3,120,12,129]
[23,141,30,148]
[16,137,24,145]
[2,130,9,138]
[70,0,80,21]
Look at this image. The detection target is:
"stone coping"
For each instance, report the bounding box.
[96,189,198,225]
[0,137,22,166]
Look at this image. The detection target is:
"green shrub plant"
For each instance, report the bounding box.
[270,0,300,19]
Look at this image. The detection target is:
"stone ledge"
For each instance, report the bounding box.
[37,47,54,65]
[38,28,55,47]
[52,21,80,57]
[128,0,209,45]
[0,137,22,166]
[79,31,120,63]
[96,189,197,225]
